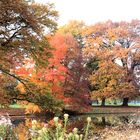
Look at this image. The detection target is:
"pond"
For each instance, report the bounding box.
[9,113,140,139]
[11,113,140,126]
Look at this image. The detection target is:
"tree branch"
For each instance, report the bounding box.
[0,67,30,91]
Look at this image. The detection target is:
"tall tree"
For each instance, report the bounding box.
[48,33,91,111]
[0,0,58,73]
[0,0,58,105]
[82,20,140,106]
[58,21,91,110]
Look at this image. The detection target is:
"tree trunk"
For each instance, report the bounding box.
[122,98,129,106]
[114,99,117,105]
[102,117,106,125]
[101,98,105,106]
[97,100,99,105]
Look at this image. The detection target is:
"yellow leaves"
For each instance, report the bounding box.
[90,59,127,99]
[14,124,28,140]
[107,28,117,42]
[16,83,26,93]
[108,79,117,87]
[95,37,103,46]
[58,20,85,36]
[25,103,41,114]
[83,20,140,100]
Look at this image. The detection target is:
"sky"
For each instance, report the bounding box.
[35,0,140,26]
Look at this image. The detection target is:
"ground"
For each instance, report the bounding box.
[0,106,140,116]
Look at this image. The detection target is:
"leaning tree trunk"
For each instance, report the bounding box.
[122,98,129,106]
[101,98,105,106]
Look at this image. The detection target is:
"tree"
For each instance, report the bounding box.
[89,53,137,106]
[14,58,63,113]
[1,0,58,67]
[0,0,58,105]
[58,20,86,46]
[58,20,85,37]
[11,32,90,112]
[64,35,90,110]
[14,33,70,112]
[58,22,91,111]
[82,20,140,106]
[48,33,91,111]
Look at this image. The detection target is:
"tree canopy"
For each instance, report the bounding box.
[82,20,140,105]
[0,1,140,111]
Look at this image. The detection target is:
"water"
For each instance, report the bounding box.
[11,113,140,128]
[6,113,140,139]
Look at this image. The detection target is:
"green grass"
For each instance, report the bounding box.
[92,100,140,106]
[128,103,140,106]
[9,104,26,108]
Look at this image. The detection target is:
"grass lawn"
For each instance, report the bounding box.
[9,104,26,108]
[92,100,140,106]
[92,103,140,106]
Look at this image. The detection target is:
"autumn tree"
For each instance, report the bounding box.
[82,20,140,106]
[10,32,90,113]
[14,58,64,113]
[58,20,86,46]
[14,33,75,112]
[89,50,138,106]
[0,0,58,69]
[46,33,90,111]
[58,21,91,111]
[63,35,90,110]
[0,0,58,106]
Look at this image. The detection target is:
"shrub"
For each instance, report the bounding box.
[30,114,91,140]
[0,115,17,140]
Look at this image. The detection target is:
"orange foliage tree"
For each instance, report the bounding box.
[0,0,58,107]
[14,33,79,112]
[46,33,91,111]
[58,21,91,111]
[82,20,140,106]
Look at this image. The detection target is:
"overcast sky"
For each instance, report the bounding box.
[35,0,140,26]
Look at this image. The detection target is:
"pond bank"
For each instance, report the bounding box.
[88,106,140,114]
[0,108,54,118]
[1,106,140,116]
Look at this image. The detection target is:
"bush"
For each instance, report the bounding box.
[30,114,91,140]
[0,116,17,140]
[0,114,91,140]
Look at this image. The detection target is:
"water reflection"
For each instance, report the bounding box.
[9,113,140,139]
[11,113,140,128]
[74,113,140,126]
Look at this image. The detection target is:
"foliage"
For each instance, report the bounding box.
[0,116,17,140]
[58,20,85,37]
[58,24,91,110]
[0,0,58,105]
[82,20,140,102]
[29,114,91,140]
[9,33,69,112]
[0,0,58,69]
[89,57,137,100]
[58,20,86,47]
[0,74,18,106]
[0,115,91,140]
